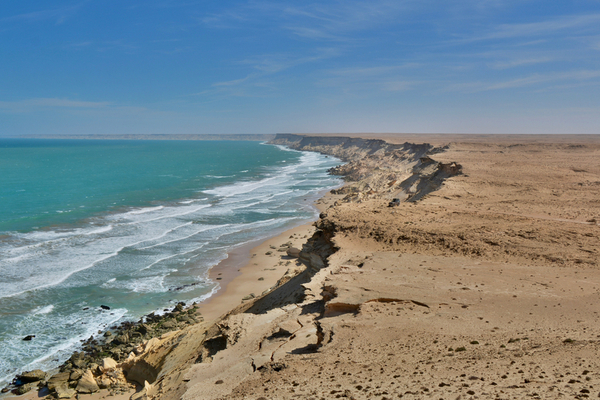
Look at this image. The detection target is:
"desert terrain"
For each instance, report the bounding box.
[8,134,600,400]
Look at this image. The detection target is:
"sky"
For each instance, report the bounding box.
[1,1,599,135]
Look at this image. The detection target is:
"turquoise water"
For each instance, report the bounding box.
[0,139,341,385]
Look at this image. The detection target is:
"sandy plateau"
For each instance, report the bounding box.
[9,134,600,400]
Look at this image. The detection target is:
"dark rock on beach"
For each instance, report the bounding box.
[17,369,46,383]
[15,382,38,395]
[22,334,35,341]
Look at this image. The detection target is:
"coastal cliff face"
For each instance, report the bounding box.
[270,134,462,203]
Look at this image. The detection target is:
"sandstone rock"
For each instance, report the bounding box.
[96,368,127,390]
[69,370,83,381]
[47,372,70,392]
[287,247,302,258]
[76,370,99,394]
[161,319,176,329]
[115,333,130,345]
[102,357,118,370]
[70,352,86,369]
[18,369,46,382]
[55,383,76,399]
[130,381,154,400]
[16,382,38,395]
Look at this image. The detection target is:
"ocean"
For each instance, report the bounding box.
[0,138,341,386]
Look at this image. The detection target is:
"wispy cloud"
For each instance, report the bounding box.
[64,41,93,50]
[477,13,600,41]
[329,64,421,77]
[316,63,425,94]
[490,57,554,69]
[0,98,110,113]
[242,48,340,74]
[196,48,341,98]
[2,1,89,25]
[212,75,254,87]
[487,70,600,90]
[383,80,420,91]
[445,69,600,93]
[200,0,416,42]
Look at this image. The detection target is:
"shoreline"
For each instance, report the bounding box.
[198,189,340,323]
[2,152,342,398]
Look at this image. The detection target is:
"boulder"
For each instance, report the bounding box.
[286,247,301,258]
[18,369,46,382]
[16,382,38,395]
[76,370,99,394]
[161,320,177,329]
[47,372,70,392]
[69,370,83,381]
[101,358,118,370]
[22,335,35,341]
[114,333,130,345]
[55,383,76,399]
[96,368,127,390]
[136,324,149,335]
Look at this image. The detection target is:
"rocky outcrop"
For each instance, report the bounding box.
[269,134,460,203]
[16,369,46,383]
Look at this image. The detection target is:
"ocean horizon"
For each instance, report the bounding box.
[0,138,341,386]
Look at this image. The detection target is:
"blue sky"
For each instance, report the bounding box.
[1,1,599,135]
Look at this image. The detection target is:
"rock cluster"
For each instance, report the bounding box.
[5,302,203,398]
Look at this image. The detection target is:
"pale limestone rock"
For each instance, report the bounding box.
[75,370,99,394]
[101,357,118,370]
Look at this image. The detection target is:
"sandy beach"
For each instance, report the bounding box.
[7,133,600,400]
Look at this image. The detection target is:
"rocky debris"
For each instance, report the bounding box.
[7,302,203,398]
[388,198,400,207]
